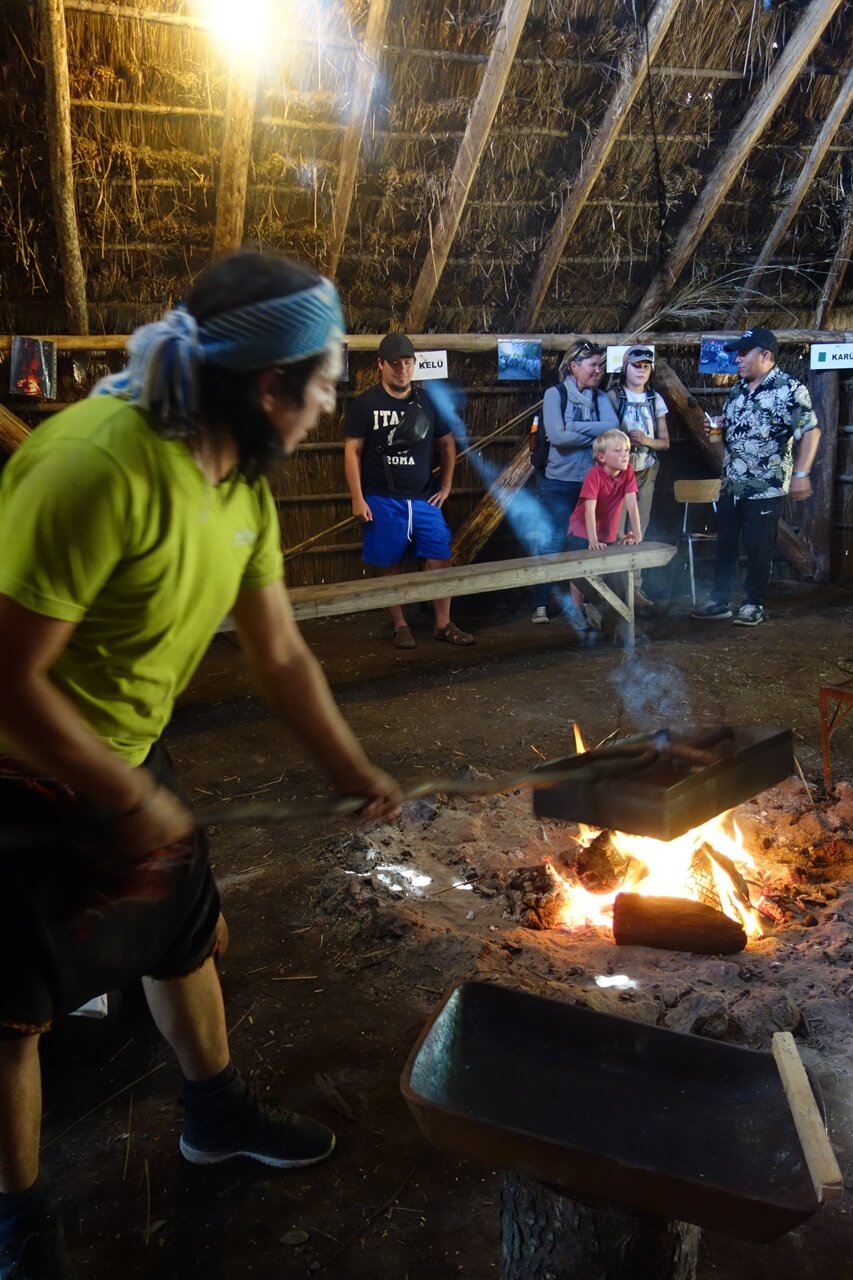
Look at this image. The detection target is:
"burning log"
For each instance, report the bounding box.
[501,1174,699,1280]
[613,893,747,955]
[507,864,566,930]
[574,829,631,892]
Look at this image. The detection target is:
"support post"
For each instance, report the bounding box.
[38,0,89,333]
[326,0,392,278]
[213,59,258,258]
[406,0,533,331]
[450,441,533,566]
[798,370,840,582]
[518,0,684,332]
[628,0,846,331]
[0,404,32,461]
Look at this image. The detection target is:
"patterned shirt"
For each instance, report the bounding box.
[721,367,818,501]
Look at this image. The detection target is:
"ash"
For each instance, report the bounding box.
[317,773,853,1075]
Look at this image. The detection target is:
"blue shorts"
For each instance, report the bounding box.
[362,495,452,567]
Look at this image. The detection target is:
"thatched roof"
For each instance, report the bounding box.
[1,0,851,337]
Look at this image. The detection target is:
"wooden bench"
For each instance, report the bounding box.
[283,542,676,648]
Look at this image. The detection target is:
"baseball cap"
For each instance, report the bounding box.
[623,345,655,366]
[378,332,416,361]
[723,327,778,356]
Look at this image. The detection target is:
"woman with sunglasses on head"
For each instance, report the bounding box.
[606,346,670,607]
[531,340,620,626]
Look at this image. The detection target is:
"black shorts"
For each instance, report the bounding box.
[0,743,220,1039]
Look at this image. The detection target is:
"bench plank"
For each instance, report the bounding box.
[286,543,675,622]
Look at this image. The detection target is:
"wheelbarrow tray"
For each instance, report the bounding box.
[401,981,821,1241]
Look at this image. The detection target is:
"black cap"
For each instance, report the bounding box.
[723,326,779,357]
[378,332,415,361]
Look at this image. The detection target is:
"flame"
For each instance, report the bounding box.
[549,810,764,938]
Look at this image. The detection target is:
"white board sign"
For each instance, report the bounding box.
[413,349,448,380]
[606,344,655,372]
[810,343,853,370]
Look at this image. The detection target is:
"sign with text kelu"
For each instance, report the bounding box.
[810,343,853,370]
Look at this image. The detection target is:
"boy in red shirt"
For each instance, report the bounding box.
[566,429,642,622]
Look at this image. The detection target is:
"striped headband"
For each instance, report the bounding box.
[91,276,344,428]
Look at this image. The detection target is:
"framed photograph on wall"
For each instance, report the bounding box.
[699,338,739,376]
[10,337,57,398]
[497,339,542,382]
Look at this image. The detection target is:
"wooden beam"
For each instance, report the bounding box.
[326,0,392,279]
[814,194,853,329]
[213,59,258,258]
[798,370,839,583]
[451,440,535,566]
[0,403,31,461]
[628,0,846,331]
[1,330,851,356]
[38,0,89,334]
[517,0,684,332]
[728,66,853,325]
[406,0,533,331]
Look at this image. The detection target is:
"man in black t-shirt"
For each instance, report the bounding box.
[344,333,474,648]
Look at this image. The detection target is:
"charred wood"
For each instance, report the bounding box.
[613,893,747,955]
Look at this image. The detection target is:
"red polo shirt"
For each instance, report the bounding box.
[569,462,638,544]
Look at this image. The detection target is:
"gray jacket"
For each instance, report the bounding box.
[542,381,620,483]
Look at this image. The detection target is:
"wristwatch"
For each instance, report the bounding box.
[792,470,811,478]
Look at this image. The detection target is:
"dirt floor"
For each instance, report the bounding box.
[41,580,853,1279]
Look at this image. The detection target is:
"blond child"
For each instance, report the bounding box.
[565,429,642,620]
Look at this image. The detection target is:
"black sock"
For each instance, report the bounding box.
[0,1172,51,1240]
[182,1063,250,1134]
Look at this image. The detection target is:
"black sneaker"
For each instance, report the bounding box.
[180,1093,335,1169]
[0,1193,77,1280]
[733,603,766,627]
[691,600,733,620]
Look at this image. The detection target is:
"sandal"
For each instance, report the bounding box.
[434,622,475,646]
[393,625,417,649]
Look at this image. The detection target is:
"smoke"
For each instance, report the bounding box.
[421,379,552,553]
[609,654,689,727]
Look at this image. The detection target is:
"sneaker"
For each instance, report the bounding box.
[0,1185,77,1280]
[531,607,550,624]
[180,1093,335,1169]
[733,603,765,627]
[691,601,733,620]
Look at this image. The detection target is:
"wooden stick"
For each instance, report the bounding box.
[771,1032,843,1204]
[38,0,89,333]
[1,330,850,356]
[213,59,258,258]
[406,0,533,330]
[326,0,392,278]
[727,66,853,326]
[518,0,685,331]
[628,0,846,330]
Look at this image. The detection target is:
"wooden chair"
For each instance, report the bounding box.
[673,479,721,604]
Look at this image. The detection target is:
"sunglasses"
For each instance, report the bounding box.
[571,342,605,360]
[627,348,654,362]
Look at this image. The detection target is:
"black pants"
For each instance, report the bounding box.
[712,494,783,608]
[0,744,219,1038]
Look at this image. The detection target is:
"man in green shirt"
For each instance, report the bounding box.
[0,251,402,1280]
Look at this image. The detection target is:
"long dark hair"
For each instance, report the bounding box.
[186,251,328,482]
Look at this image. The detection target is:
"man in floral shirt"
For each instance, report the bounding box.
[692,327,820,627]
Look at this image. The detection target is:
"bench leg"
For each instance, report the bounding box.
[582,574,634,650]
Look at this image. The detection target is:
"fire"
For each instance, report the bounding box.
[548,811,764,938]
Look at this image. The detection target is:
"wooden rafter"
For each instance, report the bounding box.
[517,0,684,333]
[628,0,846,332]
[406,0,533,332]
[814,194,853,329]
[326,0,392,279]
[213,60,258,259]
[38,0,89,334]
[728,66,853,325]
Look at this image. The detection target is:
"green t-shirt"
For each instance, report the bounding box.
[0,397,283,764]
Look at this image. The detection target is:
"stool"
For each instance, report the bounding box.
[818,684,853,790]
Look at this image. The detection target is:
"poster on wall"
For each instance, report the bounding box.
[699,338,739,375]
[413,349,448,380]
[497,339,541,382]
[10,337,57,398]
